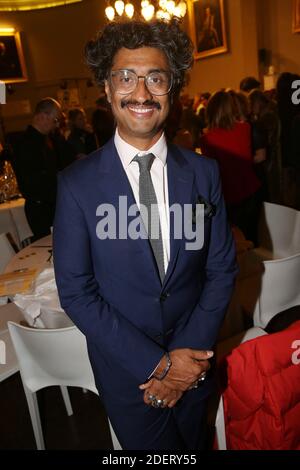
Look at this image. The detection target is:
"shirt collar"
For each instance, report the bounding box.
[114,128,167,169]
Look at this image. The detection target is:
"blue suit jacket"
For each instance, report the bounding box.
[53,138,237,443]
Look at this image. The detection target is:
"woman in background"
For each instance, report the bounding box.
[67,108,97,159]
[200,90,262,244]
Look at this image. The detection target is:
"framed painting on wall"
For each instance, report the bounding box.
[0,32,27,83]
[292,0,300,33]
[188,0,228,60]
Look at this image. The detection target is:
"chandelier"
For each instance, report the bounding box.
[105,1,187,22]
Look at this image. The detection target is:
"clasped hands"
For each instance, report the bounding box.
[139,348,213,409]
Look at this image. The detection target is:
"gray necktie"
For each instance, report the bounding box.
[133,153,165,283]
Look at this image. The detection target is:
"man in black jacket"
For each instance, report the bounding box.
[14,98,62,241]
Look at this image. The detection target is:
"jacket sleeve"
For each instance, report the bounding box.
[168,159,238,351]
[53,172,164,383]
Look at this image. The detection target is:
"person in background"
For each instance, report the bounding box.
[290,112,300,209]
[195,92,211,139]
[54,19,237,450]
[276,72,300,207]
[13,97,62,241]
[67,107,97,159]
[239,76,261,95]
[51,111,77,170]
[228,89,268,195]
[200,90,262,244]
[248,89,281,203]
[91,96,115,147]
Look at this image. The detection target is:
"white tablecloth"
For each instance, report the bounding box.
[0,198,33,248]
[4,236,72,328]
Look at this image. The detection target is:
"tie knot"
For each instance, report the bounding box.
[133,153,155,172]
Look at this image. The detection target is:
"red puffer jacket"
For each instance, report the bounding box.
[222,321,300,449]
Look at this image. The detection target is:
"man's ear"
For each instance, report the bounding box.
[104,80,111,104]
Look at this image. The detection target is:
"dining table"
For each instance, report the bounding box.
[2,235,73,328]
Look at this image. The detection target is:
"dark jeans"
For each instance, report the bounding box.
[25,200,55,242]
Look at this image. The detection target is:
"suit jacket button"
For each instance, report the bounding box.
[160,292,170,302]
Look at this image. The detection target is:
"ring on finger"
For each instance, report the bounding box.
[148,393,156,401]
[152,398,165,408]
[192,372,207,389]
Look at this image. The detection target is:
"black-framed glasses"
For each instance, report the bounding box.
[110,69,173,96]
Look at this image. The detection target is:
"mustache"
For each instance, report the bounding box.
[120,99,161,110]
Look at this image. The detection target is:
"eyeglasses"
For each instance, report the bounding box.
[110,69,173,96]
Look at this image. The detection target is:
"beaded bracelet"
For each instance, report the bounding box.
[154,352,172,381]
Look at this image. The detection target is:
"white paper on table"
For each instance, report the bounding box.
[13,267,73,328]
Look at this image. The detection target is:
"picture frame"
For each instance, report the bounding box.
[188,0,228,60]
[0,31,27,83]
[292,0,300,33]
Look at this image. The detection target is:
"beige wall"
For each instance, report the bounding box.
[256,0,300,75]
[0,0,105,131]
[186,0,259,96]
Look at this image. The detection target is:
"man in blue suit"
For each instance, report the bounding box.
[53,19,237,450]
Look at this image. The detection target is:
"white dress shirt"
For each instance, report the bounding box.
[114,128,170,274]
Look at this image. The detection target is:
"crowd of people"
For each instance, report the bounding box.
[166,73,300,244]
[1,70,300,247]
[0,96,115,240]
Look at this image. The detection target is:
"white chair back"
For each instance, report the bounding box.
[0,232,15,273]
[8,322,121,450]
[253,253,300,328]
[8,323,98,392]
[257,202,299,258]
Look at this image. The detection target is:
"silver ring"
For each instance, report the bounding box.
[192,372,207,389]
[148,394,156,401]
[151,398,165,408]
[199,371,206,382]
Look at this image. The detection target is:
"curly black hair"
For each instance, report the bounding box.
[85,19,194,95]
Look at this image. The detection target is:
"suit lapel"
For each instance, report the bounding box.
[164,145,195,287]
[96,140,195,289]
[97,139,161,286]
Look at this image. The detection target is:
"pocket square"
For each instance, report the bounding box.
[192,195,216,223]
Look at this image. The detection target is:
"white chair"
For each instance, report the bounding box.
[238,251,300,329]
[256,202,300,259]
[8,322,121,450]
[252,253,300,328]
[215,326,267,449]
[0,232,16,273]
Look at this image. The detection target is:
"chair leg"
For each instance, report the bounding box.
[60,386,73,416]
[108,418,122,450]
[24,387,45,450]
[215,395,227,450]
